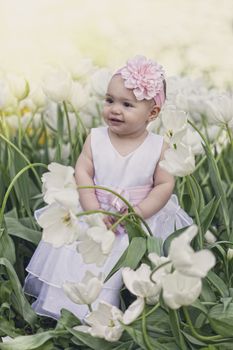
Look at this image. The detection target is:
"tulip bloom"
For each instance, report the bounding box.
[74,302,124,342]
[162,271,202,309]
[37,202,83,247]
[77,226,116,267]
[63,271,103,305]
[122,264,161,304]
[42,67,72,103]
[169,225,216,278]
[159,144,195,177]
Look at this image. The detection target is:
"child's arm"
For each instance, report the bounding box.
[134,142,175,219]
[75,134,100,211]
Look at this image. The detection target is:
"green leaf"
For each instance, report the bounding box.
[56,309,81,330]
[206,271,229,298]
[112,341,134,350]
[191,299,208,315]
[124,221,147,240]
[208,303,233,337]
[201,279,217,302]
[0,258,37,326]
[5,216,41,245]
[200,197,221,233]
[203,144,229,233]
[67,327,119,350]
[105,237,147,282]
[0,229,16,264]
[181,330,206,346]
[147,236,163,256]
[0,330,65,350]
[123,237,147,268]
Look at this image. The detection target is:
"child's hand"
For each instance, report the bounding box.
[103,215,117,231]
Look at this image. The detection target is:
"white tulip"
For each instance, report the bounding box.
[122,297,145,325]
[122,264,161,304]
[77,226,116,267]
[84,213,106,229]
[29,84,47,110]
[42,162,77,205]
[83,95,102,117]
[75,302,123,342]
[206,93,233,125]
[68,81,89,111]
[63,271,103,305]
[37,202,83,247]
[7,73,29,101]
[159,144,195,177]
[67,57,95,81]
[227,248,233,261]
[90,68,112,97]
[204,230,216,244]
[182,128,204,155]
[162,271,202,309]
[0,79,16,110]
[148,253,172,284]
[42,67,72,103]
[169,225,216,278]
[161,107,187,145]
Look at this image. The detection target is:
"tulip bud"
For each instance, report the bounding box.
[227,248,233,261]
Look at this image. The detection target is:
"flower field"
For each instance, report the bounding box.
[0,60,232,349]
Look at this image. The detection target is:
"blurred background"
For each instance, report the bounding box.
[0,0,232,87]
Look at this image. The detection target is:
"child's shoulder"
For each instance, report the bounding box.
[90,126,107,136]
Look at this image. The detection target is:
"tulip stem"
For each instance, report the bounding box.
[110,212,153,236]
[183,306,223,342]
[87,304,93,312]
[0,163,48,228]
[137,302,160,321]
[142,305,153,350]
[186,175,203,248]
[63,101,74,164]
[168,309,186,350]
[226,123,233,146]
[77,185,135,213]
[150,261,171,283]
[0,133,42,187]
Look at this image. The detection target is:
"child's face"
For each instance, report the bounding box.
[102,75,159,136]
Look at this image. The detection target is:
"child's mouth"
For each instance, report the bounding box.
[109,118,124,123]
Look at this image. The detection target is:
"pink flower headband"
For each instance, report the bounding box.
[115,55,166,108]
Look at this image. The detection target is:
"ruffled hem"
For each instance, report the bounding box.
[24,193,192,319]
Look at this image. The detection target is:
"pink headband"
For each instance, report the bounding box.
[114,55,166,108]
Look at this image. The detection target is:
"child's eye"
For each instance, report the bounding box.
[123,102,133,107]
[105,97,113,104]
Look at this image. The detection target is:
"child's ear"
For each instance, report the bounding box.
[148,105,160,122]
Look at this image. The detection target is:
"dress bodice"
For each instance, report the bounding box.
[91,127,163,189]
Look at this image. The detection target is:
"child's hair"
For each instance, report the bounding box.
[114,55,166,108]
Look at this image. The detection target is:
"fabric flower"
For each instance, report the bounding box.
[122,264,161,304]
[74,301,124,342]
[168,225,216,278]
[63,271,103,305]
[119,55,165,102]
[162,271,202,309]
[77,226,116,267]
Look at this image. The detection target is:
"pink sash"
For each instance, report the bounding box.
[95,185,152,211]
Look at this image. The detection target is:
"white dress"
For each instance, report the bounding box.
[24,127,192,320]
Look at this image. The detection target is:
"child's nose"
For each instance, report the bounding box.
[111,102,121,114]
